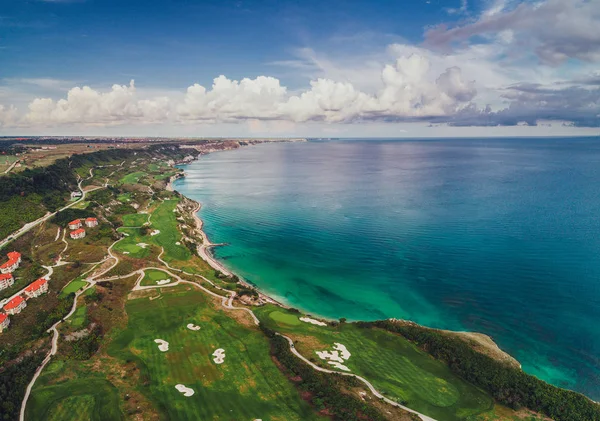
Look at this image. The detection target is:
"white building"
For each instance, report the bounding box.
[4,296,26,315]
[24,278,49,298]
[0,273,14,290]
[70,228,86,239]
[0,314,9,333]
[85,217,98,227]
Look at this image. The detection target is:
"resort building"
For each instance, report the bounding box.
[68,219,82,229]
[0,251,22,274]
[85,217,98,227]
[0,273,15,290]
[24,278,49,298]
[4,296,26,315]
[71,191,83,199]
[0,313,9,332]
[70,228,86,239]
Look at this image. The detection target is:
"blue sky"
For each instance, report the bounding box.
[1,0,599,136]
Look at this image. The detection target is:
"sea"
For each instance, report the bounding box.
[173,137,600,399]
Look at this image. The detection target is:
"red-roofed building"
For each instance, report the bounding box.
[70,228,86,239]
[68,219,82,229]
[25,278,49,298]
[4,296,26,315]
[0,273,14,290]
[0,251,21,274]
[85,217,98,227]
[0,313,9,332]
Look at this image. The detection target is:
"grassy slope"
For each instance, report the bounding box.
[256,305,494,421]
[140,269,175,286]
[108,285,325,421]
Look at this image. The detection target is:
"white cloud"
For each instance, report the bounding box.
[24,80,170,126]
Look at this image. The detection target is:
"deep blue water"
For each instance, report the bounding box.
[174,137,600,399]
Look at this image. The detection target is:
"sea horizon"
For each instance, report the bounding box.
[174,136,600,400]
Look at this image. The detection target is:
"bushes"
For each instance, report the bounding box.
[367,320,600,421]
[0,354,45,421]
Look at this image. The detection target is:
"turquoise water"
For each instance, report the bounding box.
[174,137,600,399]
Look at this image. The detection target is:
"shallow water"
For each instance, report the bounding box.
[174,137,600,399]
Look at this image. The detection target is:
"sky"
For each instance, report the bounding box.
[0,0,599,137]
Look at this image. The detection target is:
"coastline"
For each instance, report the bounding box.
[167,148,518,361]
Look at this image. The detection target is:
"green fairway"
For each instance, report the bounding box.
[256,305,494,421]
[109,285,325,421]
[113,228,151,258]
[140,269,174,286]
[149,199,192,262]
[27,377,123,421]
[119,171,146,184]
[60,279,87,297]
[70,305,87,328]
[122,213,148,227]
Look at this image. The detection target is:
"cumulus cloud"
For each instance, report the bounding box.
[425,0,600,65]
[24,80,170,126]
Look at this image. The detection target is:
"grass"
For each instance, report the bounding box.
[70,305,87,328]
[140,269,174,287]
[256,305,495,421]
[60,279,87,297]
[121,213,148,227]
[119,171,146,185]
[116,193,131,202]
[27,376,123,421]
[149,199,191,262]
[113,228,151,259]
[108,285,325,421]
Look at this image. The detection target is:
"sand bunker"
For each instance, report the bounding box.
[150,230,160,236]
[187,323,201,331]
[316,342,351,371]
[175,241,181,245]
[156,279,171,285]
[123,251,130,254]
[175,384,194,397]
[137,243,149,248]
[300,317,327,326]
[212,348,225,364]
[154,339,169,352]
[328,361,351,372]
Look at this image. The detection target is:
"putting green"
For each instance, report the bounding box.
[113,228,151,258]
[60,279,87,297]
[109,285,325,421]
[70,305,87,328]
[256,305,494,421]
[140,269,173,286]
[269,310,301,325]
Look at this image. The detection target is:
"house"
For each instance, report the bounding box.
[0,251,21,274]
[4,296,26,315]
[85,217,98,227]
[0,313,9,332]
[24,278,49,298]
[0,273,14,290]
[68,219,82,229]
[70,228,86,239]
[71,191,83,199]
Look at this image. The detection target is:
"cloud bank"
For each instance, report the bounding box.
[1,0,599,130]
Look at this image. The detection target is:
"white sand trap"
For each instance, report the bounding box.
[334,343,351,360]
[316,350,345,363]
[300,317,327,326]
[154,339,169,352]
[175,241,181,245]
[328,361,351,372]
[316,343,351,371]
[175,384,194,397]
[156,279,171,285]
[123,233,130,237]
[150,230,160,236]
[187,323,201,331]
[123,251,130,255]
[137,243,149,248]
[212,348,225,364]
